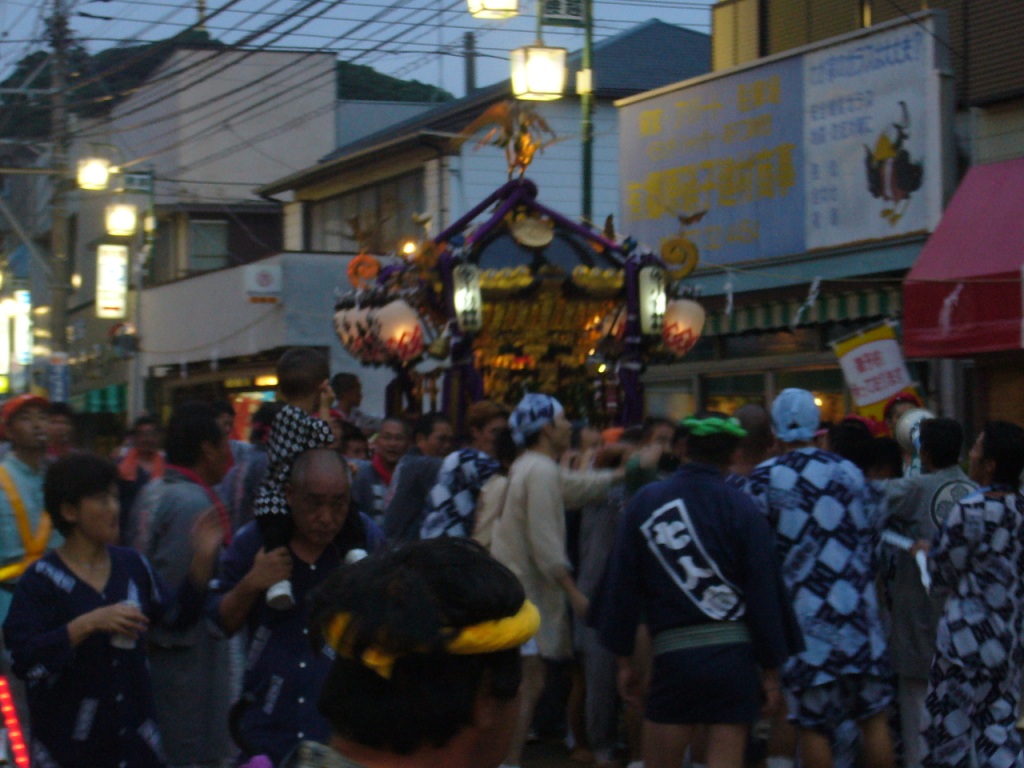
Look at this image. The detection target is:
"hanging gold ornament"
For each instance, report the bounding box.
[510,212,554,248]
[660,235,700,281]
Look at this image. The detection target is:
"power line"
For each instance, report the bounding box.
[77,0,464,151]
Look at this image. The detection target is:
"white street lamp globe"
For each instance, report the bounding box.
[77,158,112,190]
[510,44,567,101]
[105,203,138,237]
[468,0,518,19]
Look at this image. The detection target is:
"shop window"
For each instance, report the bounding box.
[777,368,848,424]
[704,373,765,415]
[308,170,425,254]
[188,220,229,273]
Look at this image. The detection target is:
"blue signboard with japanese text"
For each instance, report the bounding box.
[618,16,944,268]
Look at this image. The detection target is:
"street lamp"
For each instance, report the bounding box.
[477,0,594,220]
[77,155,156,420]
[510,43,567,101]
[77,157,113,191]
[105,203,138,237]
[467,0,518,18]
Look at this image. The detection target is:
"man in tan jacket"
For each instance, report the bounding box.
[491,394,635,768]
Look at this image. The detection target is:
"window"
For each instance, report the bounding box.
[308,170,425,254]
[188,219,229,272]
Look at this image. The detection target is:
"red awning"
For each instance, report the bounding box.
[903,157,1024,357]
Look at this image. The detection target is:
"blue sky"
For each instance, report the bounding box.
[0,0,715,97]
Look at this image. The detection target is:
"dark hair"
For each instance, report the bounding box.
[340,421,367,444]
[164,401,223,467]
[465,400,508,435]
[640,417,674,443]
[210,399,235,418]
[311,539,525,754]
[828,418,874,471]
[250,401,285,445]
[132,415,159,433]
[380,416,410,437]
[48,402,75,419]
[413,412,450,441]
[492,427,518,471]
[685,410,743,466]
[919,418,963,470]
[331,372,361,399]
[45,453,118,536]
[620,426,644,445]
[278,348,329,400]
[866,437,904,479]
[733,404,773,460]
[980,421,1024,489]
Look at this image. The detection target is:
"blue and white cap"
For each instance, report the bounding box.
[771,388,820,442]
[509,393,564,448]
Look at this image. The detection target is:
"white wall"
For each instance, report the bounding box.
[93,50,336,205]
[455,97,621,224]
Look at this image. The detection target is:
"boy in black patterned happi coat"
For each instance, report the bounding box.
[252,349,335,609]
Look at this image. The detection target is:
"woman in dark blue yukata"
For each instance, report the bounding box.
[2,452,224,768]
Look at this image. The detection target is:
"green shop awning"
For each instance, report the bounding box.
[704,287,902,337]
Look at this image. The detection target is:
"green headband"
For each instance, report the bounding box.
[681,416,747,438]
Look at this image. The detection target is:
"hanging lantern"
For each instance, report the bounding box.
[452,263,483,332]
[105,203,138,237]
[468,0,518,18]
[637,266,667,335]
[77,157,112,190]
[510,43,567,101]
[374,299,425,364]
[663,298,706,357]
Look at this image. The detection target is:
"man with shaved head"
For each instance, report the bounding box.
[210,448,385,764]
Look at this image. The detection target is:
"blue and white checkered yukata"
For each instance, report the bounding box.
[744,446,893,736]
[921,485,1024,768]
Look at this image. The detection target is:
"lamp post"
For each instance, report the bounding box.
[474,0,595,222]
[77,158,155,420]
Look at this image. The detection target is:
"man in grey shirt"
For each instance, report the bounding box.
[130,402,234,768]
[882,417,976,768]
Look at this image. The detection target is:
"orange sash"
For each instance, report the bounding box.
[0,465,52,582]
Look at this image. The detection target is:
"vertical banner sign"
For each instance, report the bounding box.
[96,244,129,319]
[48,352,70,403]
[541,0,585,27]
[13,289,31,366]
[832,321,919,422]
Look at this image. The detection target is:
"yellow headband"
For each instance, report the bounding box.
[324,599,540,679]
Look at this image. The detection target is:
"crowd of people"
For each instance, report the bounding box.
[0,349,1022,768]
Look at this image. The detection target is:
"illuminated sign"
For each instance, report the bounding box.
[13,289,31,366]
[96,244,129,319]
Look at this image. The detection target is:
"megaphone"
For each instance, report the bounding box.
[894,407,935,455]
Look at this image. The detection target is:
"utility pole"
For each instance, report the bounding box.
[49,0,71,355]
[580,0,594,224]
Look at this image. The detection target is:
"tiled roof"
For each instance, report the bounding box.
[321,19,709,163]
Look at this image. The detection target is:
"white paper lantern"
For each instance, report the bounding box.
[663,298,705,357]
[374,300,425,363]
[637,266,667,335]
[453,263,483,332]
